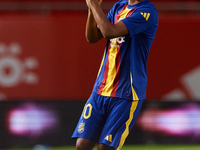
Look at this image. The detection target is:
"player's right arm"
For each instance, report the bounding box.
[85,9,103,43]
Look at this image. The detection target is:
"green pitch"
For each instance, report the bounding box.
[5,145,200,150]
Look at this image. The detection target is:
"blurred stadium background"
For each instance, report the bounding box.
[0,0,200,149]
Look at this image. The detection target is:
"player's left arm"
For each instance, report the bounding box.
[86,0,129,39]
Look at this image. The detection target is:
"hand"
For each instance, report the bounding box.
[86,0,103,9]
[85,0,91,9]
[98,0,102,5]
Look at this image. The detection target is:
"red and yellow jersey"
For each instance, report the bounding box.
[92,0,158,100]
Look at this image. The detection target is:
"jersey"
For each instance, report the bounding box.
[92,0,158,100]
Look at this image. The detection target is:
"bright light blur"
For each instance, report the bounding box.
[137,103,200,136]
[7,103,59,136]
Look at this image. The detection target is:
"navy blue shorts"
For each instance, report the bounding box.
[71,93,143,150]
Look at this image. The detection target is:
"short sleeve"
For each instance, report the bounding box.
[122,8,157,36]
[106,9,113,22]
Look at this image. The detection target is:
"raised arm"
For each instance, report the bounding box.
[86,0,129,39]
[85,8,103,43]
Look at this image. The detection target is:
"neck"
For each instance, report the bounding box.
[129,0,143,5]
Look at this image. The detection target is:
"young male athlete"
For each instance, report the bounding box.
[72,0,158,150]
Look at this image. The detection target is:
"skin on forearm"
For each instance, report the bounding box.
[88,0,129,39]
[85,9,103,43]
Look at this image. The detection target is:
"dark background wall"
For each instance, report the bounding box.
[0,12,199,100]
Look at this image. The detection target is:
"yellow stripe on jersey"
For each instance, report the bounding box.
[101,39,118,96]
[118,7,132,22]
[117,100,139,150]
[101,7,133,96]
[130,72,139,100]
[97,48,107,77]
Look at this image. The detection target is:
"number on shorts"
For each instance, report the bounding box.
[83,103,93,119]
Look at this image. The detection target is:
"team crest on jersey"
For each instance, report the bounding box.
[78,121,85,133]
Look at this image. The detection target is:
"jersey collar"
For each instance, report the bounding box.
[127,0,147,9]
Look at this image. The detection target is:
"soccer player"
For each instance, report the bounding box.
[72,0,158,150]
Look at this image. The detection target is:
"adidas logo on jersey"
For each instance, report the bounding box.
[140,12,150,21]
[105,134,112,142]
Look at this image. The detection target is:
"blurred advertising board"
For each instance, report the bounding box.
[0,100,200,149]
